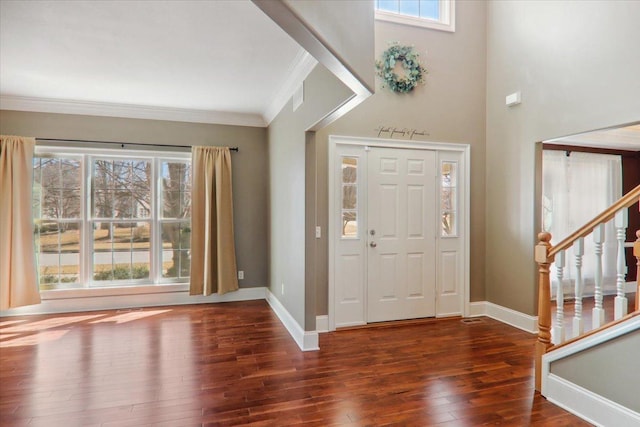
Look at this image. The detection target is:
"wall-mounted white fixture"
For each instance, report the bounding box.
[506,91,521,107]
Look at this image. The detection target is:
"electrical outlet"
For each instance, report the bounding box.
[281,282,285,295]
[315,226,321,238]
[238,270,244,280]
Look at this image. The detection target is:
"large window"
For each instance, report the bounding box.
[375,0,455,32]
[32,147,191,290]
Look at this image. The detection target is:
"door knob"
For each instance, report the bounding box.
[370,241,377,248]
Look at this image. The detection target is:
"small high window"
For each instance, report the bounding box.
[375,0,455,32]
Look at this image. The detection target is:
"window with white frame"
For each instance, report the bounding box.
[32,147,191,290]
[341,156,358,238]
[441,160,458,237]
[375,0,455,32]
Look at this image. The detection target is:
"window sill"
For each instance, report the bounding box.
[41,283,189,300]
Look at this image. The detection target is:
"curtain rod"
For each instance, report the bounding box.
[35,137,239,152]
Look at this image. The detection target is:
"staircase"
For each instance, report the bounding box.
[534,184,640,426]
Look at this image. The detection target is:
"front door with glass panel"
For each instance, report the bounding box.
[332,138,467,329]
[333,145,438,326]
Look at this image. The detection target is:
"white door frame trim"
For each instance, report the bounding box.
[328,135,471,331]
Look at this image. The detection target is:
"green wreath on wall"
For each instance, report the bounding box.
[375,43,427,93]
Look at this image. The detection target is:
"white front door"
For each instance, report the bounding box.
[331,137,468,329]
[366,147,437,322]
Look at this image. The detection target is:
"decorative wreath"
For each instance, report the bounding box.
[375,43,427,93]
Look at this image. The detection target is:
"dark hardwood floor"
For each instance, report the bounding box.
[1,301,590,426]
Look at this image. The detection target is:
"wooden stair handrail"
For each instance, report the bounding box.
[535,184,640,391]
[549,184,640,258]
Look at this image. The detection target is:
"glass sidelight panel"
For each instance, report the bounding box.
[441,161,457,237]
[341,157,358,238]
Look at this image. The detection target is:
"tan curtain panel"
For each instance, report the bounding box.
[0,136,41,310]
[190,146,239,296]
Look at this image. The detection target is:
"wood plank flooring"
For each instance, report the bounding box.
[1,301,590,426]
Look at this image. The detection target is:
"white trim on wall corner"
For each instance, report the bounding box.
[316,315,329,333]
[0,95,266,127]
[467,301,487,318]
[0,286,267,317]
[543,374,640,427]
[540,316,640,426]
[265,290,319,351]
[263,51,318,125]
[466,301,538,334]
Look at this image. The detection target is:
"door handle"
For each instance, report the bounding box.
[369,241,377,248]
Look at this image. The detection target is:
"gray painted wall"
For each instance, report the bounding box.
[268,65,352,329]
[550,329,640,412]
[0,110,269,289]
[486,0,640,315]
[313,0,488,316]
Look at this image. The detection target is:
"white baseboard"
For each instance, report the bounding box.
[265,290,319,351]
[541,316,640,426]
[316,315,329,333]
[466,301,538,334]
[0,286,267,317]
[543,374,640,427]
[467,301,487,317]
[1,285,322,353]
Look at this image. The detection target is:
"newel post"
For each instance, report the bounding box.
[535,232,554,392]
[634,230,640,312]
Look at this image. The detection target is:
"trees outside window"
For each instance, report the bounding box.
[32,149,191,290]
[33,157,81,289]
[160,161,191,280]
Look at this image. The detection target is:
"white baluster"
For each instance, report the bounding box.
[593,224,605,329]
[553,251,565,344]
[573,238,584,338]
[614,209,628,320]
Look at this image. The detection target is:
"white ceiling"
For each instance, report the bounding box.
[547,124,640,151]
[0,0,313,126]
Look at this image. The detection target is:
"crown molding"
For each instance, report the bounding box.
[0,95,267,128]
[263,50,318,125]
